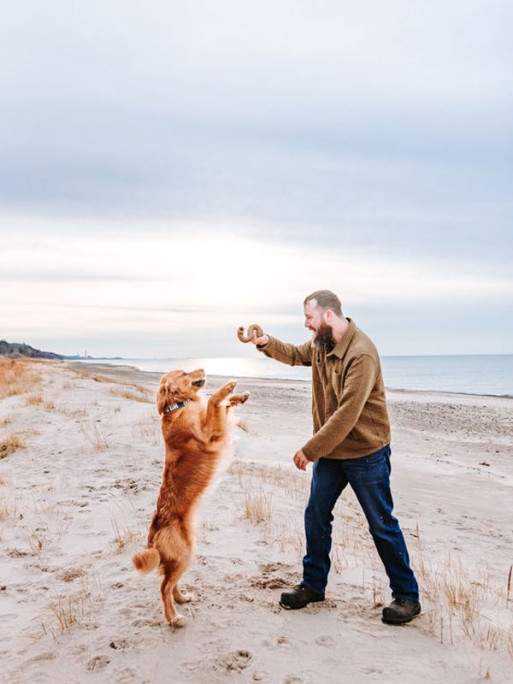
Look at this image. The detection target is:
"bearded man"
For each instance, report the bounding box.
[248,290,421,625]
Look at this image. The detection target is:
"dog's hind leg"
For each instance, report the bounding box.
[160,565,187,628]
[173,585,194,604]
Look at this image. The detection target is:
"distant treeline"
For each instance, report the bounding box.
[0,340,64,359]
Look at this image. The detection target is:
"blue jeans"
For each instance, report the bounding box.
[303,445,419,601]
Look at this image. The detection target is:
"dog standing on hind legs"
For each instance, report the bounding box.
[132,368,249,627]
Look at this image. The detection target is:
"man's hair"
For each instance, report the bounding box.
[304,290,343,317]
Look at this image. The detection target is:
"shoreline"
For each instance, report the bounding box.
[68,359,513,402]
[66,350,513,399]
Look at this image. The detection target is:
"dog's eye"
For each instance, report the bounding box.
[181,372,187,377]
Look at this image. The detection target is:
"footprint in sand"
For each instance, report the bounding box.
[315,635,335,646]
[259,561,291,573]
[112,665,138,683]
[214,649,253,673]
[250,575,289,590]
[85,655,111,672]
[109,638,130,651]
[130,617,161,627]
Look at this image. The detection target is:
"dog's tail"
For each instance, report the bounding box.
[132,547,160,573]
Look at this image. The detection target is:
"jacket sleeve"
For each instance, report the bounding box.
[257,335,313,367]
[302,354,377,461]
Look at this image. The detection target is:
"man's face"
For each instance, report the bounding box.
[304,300,324,332]
[304,300,335,353]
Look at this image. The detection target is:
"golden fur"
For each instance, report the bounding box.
[132,368,249,627]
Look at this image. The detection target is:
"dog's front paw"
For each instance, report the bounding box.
[229,392,250,407]
[213,380,237,403]
[222,380,237,395]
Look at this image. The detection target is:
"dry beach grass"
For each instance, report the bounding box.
[0,358,512,682]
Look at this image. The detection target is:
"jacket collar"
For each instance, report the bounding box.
[328,318,356,360]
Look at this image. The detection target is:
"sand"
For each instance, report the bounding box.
[1,359,512,683]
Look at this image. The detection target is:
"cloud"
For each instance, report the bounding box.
[0,2,511,355]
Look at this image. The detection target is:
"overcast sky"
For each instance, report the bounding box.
[1,1,512,357]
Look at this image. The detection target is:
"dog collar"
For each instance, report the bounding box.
[163,400,190,415]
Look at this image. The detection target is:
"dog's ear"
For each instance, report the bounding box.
[157,383,178,415]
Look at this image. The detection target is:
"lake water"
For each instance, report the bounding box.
[80,354,513,397]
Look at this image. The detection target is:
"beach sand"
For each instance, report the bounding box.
[1,358,512,683]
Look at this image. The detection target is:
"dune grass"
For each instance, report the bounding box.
[108,386,153,403]
[111,519,142,553]
[0,358,42,400]
[0,497,19,522]
[0,434,25,460]
[77,421,111,451]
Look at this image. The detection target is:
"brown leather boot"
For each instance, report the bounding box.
[382,598,421,624]
[279,583,325,610]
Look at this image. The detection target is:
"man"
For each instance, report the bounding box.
[247,290,420,625]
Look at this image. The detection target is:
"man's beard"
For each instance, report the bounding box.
[314,323,335,353]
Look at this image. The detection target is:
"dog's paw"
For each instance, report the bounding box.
[170,614,187,628]
[175,591,195,604]
[229,392,250,407]
[213,380,237,402]
[223,380,237,395]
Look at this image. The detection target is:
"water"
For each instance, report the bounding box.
[79,354,513,397]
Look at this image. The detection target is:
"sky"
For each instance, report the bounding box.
[1,0,512,358]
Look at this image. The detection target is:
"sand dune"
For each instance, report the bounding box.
[1,358,512,683]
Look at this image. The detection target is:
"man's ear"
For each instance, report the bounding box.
[323,309,333,324]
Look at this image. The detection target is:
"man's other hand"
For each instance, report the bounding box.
[293,449,310,471]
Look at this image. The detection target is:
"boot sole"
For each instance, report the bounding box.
[381,608,421,625]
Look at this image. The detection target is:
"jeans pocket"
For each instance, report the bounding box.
[344,448,389,485]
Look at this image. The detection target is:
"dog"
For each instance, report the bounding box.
[132,368,249,627]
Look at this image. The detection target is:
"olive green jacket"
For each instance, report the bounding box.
[258,319,391,461]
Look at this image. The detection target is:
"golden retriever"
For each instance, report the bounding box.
[132,368,249,627]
